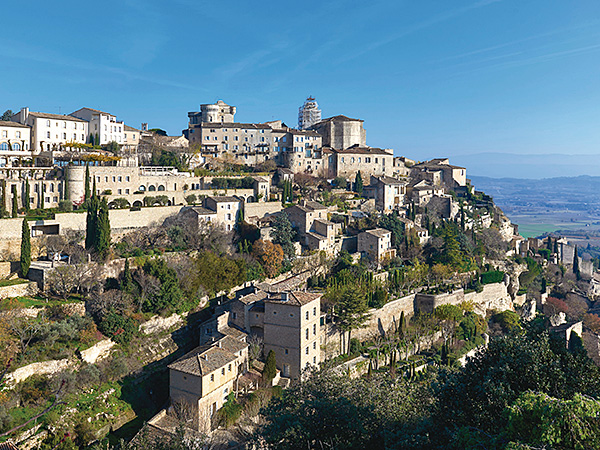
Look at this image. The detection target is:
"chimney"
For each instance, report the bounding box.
[19,107,29,124]
[218,341,222,348]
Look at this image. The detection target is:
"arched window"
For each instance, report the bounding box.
[12,143,20,151]
[0,143,8,151]
[148,185,156,192]
[139,185,146,192]
[157,185,165,191]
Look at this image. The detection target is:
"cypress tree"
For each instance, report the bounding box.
[24,180,30,213]
[554,239,559,255]
[0,179,7,218]
[84,164,90,202]
[355,170,363,195]
[573,246,581,280]
[40,183,45,209]
[63,171,69,201]
[121,257,133,291]
[20,218,31,278]
[263,350,277,385]
[85,191,99,250]
[11,185,18,218]
[96,197,111,259]
[399,311,406,338]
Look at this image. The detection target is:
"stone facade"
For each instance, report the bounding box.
[309,115,366,150]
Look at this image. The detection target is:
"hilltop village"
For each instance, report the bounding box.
[1,99,600,449]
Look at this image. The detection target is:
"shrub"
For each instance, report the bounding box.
[19,375,51,406]
[101,189,112,195]
[58,200,73,212]
[480,270,505,285]
[217,393,243,427]
[98,310,137,344]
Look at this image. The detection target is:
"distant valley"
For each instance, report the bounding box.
[470,175,600,241]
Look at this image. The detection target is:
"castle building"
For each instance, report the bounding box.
[309,115,366,150]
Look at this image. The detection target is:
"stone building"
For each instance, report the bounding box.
[411,158,467,188]
[263,292,322,380]
[363,175,407,212]
[357,228,396,264]
[168,334,248,433]
[331,146,394,179]
[285,200,337,248]
[309,115,366,150]
[204,196,242,232]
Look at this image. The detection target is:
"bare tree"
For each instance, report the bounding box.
[248,334,264,363]
[133,270,160,312]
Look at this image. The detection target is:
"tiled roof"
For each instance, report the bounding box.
[266,291,321,306]
[0,120,29,129]
[238,290,268,305]
[124,124,139,132]
[374,175,406,185]
[334,146,390,156]
[168,344,239,376]
[28,111,86,122]
[364,228,391,238]
[209,196,241,203]
[304,200,327,210]
[190,207,216,216]
[313,115,363,125]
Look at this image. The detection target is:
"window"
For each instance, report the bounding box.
[305,329,309,339]
[112,176,116,182]
[118,176,122,182]
[125,189,130,194]
[306,347,309,355]
[313,324,316,335]
[306,311,309,320]
[226,213,231,220]
[313,356,317,364]
[126,176,130,182]
[221,368,225,375]
[228,364,231,372]
[46,120,51,127]
[313,307,316,316]
[273,311,277,315]
[210,374,214,382]
[62,133,66,139]
[313,342,316,349]
[118,189,122,195]
[46,131,51,138]
[1,131,6,138]
[285,349,289,355]
[16,131,20,138]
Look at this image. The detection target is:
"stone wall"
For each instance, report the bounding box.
[6,358,73,385]
[415,282,512,315]
[244,202,282,219]
[352,294,416,341]
[0,261,12,279]
[0,281,39,299]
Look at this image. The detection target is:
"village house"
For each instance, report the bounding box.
[204,196,242,232]
[0,121,31,167]
[357,228,396,264]
[410,158,467,189]
[363,175,407,212]
[168,334,249,433]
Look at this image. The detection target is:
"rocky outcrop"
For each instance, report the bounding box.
[139,312,187,335]
[80,339,115,364]
[521,300,536,321]
[6,358,73,385]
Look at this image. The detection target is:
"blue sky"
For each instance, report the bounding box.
[3,0,600,175]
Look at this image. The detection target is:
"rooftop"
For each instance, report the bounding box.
[265,291,321,306]
[168,341,243,376]
[209,196,242,203]
[312,115,363,125]
[334,145,390,156]
[0,120,29,129]
[364,228,391,238]
[27,111,87,122]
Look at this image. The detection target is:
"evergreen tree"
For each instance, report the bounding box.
[263,350,277,385]
[11,185,18,218]
[554,239,559,255]
[63,172,68,201]
[271,212,296,260]
[0,179,7,218]
[96,197,111,259]
[441,223,462,268]
[85,191,99,250]
[40,182,45,209]
[23,180,30,213]
[121,257,133,291]
[573,246,581,280]
[355,171,364,195]
[84,164,90,202]
[20,218,31,278]
[541,277,547,294]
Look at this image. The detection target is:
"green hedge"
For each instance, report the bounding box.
[480,270,505,285]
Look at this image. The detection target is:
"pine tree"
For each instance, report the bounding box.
[573,246,581,280]
[11,185,18,218]
[24,180,30,213]
[84,165,90,202]
[63,173,68,201]
[355,171,363,195]
[20,218,31,278]
[96,197,111,259]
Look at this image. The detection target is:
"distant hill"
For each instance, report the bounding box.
[450,153,600,179]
